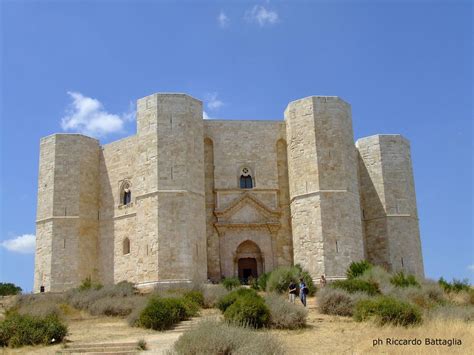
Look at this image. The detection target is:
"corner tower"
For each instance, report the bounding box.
[284,96,365,281]
[136,93,207,284]
[356,135,424,277]
[34,134,100,292]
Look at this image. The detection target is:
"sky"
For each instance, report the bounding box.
[0,0,472,292]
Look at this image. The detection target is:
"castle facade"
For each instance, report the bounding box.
[34,93,424,292]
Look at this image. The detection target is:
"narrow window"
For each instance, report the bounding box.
[240,175,253,189]
[401,257,404,267]
[123,238,130,255]
[239,167,254,189]
[335,240,339,253]
[121,181,132,206]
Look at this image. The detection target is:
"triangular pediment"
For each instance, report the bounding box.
[214,193,280,224]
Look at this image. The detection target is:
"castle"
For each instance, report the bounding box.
[34,93,424,292]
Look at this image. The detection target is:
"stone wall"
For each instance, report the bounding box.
[356,135,424,277]
[285,97,365,281]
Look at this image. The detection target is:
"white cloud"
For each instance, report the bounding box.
[245,5,279,27]
[61,92,135,138]
[205,92,224,111]
[218,11,229,28]
[1,234,36,254]
[203,111,212,120]
[468,264,474,272]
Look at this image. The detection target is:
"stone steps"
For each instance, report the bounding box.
[56,341,141,354]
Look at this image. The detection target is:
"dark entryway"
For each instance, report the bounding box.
[238,258,258,284]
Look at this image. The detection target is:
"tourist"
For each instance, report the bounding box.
[320,274,327,288]
[299,278,308,307]
[288,280,297,303]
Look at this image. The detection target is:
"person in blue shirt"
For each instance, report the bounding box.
[299,278,308,307]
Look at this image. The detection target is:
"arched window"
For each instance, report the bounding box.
[120,180,132,205]
[123,238,130,255]
[239,167,253,189]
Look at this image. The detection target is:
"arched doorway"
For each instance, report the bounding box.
[235,240,263,284]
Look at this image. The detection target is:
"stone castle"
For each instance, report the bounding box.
[34,93,424,292]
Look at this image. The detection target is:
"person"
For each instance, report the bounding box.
[288,280,297,303]
[299,278,308,307]
[320,274,327,288]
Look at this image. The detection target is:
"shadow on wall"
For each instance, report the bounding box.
[358,158,391,271]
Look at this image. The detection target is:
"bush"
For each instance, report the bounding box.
[201,284,229,308]
[67,281,136,311]
[183,290,204,307]
[138,297,189,330]
[172,320,284,355]
[354,296,422,326]
[359,266,393,294]
[217,288,258,312]
[78,276,103,291]
[0,283,22,296]
[426,304,474,322]
[331,279,380,296]
[390,272,420,288]
[264,294,307,329]
[389,284,446,310]
[0,313,67,348]
[222,277,241,290]
[266,266,315,296]
[317,288,356,317]
[346,260,372,279]
[438,277,471,293]
[89,295,145,317]
[14,293,67,318]
[257,272,270,291]
[224,294,270,328]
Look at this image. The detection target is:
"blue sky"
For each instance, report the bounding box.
[0,0,472,292]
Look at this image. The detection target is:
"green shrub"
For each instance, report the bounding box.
[390,272,420,288]
[200,284,229,308]
[222,277,241,290]
[438,277,471,293]
[266,266,315,296]
[331,279,380,296]
[354,296,422,326]
[346,260,373,279]
[359,266,393,294]
[138,297,189,330]
[0,313,67,348]
[0,283,22,296]
[264,294,307,329]
[217,288,258,312]
[257,272,270,291]
[183,290,204,307]
[224,294,270,328]
[172,320,284,355]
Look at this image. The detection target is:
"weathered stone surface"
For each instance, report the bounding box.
[34,93,424,292]
[356,135,424,277]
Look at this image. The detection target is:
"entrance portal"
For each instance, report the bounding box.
[235,240,263,284]
[238,258,258,283]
